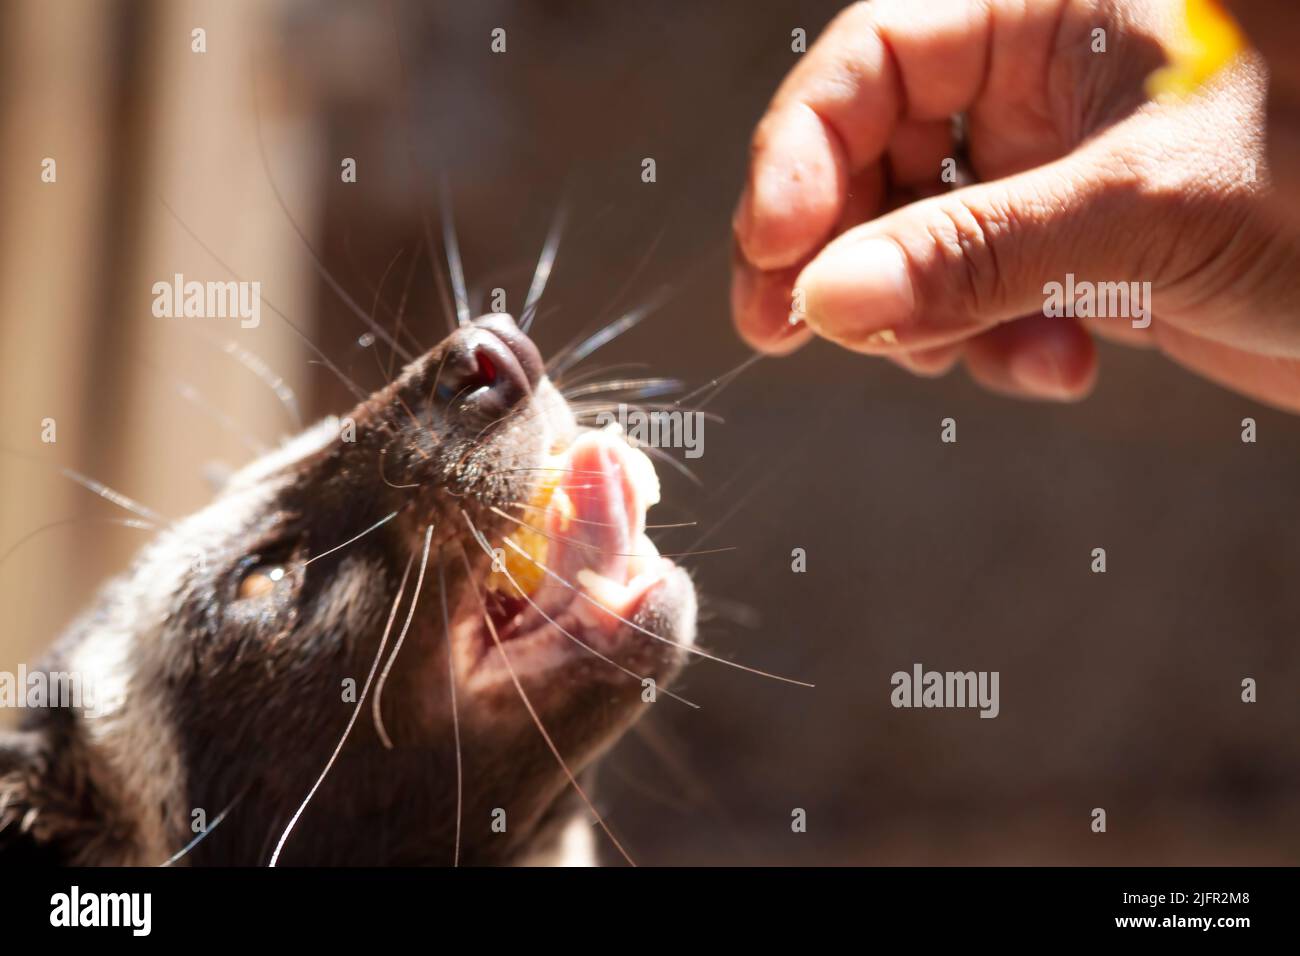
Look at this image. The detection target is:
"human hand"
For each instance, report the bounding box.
[732,0,1300,411]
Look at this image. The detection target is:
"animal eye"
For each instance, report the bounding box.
[237,563,289,600]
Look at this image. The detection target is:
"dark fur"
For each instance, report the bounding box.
[1,316,693,865]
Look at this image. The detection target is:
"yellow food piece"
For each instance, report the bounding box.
[1147,0,1245,100]
[486,470,571,597]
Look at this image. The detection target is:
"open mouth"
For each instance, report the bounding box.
[454,424,679,682]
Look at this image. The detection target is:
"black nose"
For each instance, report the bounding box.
[434,314,543,422]
[470,313,544,387]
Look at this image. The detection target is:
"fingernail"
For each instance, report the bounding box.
[796,239,915,345]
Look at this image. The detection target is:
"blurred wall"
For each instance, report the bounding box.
[0,0,316,709]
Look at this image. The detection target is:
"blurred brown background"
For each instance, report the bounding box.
[1,0,1296,865]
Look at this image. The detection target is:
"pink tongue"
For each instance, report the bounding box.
[550,435,636,586]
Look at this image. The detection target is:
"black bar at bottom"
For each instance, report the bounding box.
[0,866,1287,941]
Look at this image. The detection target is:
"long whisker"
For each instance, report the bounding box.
[64,467,167,524]
[569,400,724,421]
[360,251,438,458]
[461,528,699,709]
[463,389,549,447]
[250,72,415,363]
[144,361,268,456]
[570,407,724,440]
[496,532,814,688]
[341,234,429,362]
[447,396,544,474]
[688,413,838,554]
[456,536,636,866]
[159,788,246,866]
[353,259,441,457]
[641,443,703,487]
[562,378,683,400]
[547,225,669,376]
[548,291,671,379]
[440,176,471,327]
[437,554,463,866]
[685,467,771,556]
[385,393,435,463]
[389,241,424,377]
[366,246,409,388]
[493,467,614,476]
[489,506,731,560]
[675,352,764,410]
[268,551,416,867]
[199,331,304,430]
[520,201,568,334]
[385,0,458,333]
[373,524,435,749]
[161,197,369,402]
[379,448,422,490]
[0,516,155,577]
[468,259,548,313]
[588,221,667,331]
[300,510,402,569]
[1,445,171,525]
[552,361,650,392]
[550,239,732,381]
[505,499,695,531]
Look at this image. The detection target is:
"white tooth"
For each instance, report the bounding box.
[548,485,574,533]
[621,443,660,510]
[576,567,630,611]
[626,532,660,578]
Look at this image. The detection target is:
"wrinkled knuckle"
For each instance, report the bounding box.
[923,197,1014,322]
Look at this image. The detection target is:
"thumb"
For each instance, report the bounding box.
[793,153,1153,354]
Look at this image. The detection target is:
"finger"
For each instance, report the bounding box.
[1223,1,1300,222]
[1081,315,1160,350]
[888,343,964,378]
[1155,321,1300,413]
[887,119,955,189]
[730,253,813,356]
[732,102,849,272]
[964,315,1098,402]
[734,0,994,271]
[835,164,887,237]
[792,147,1145,355]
